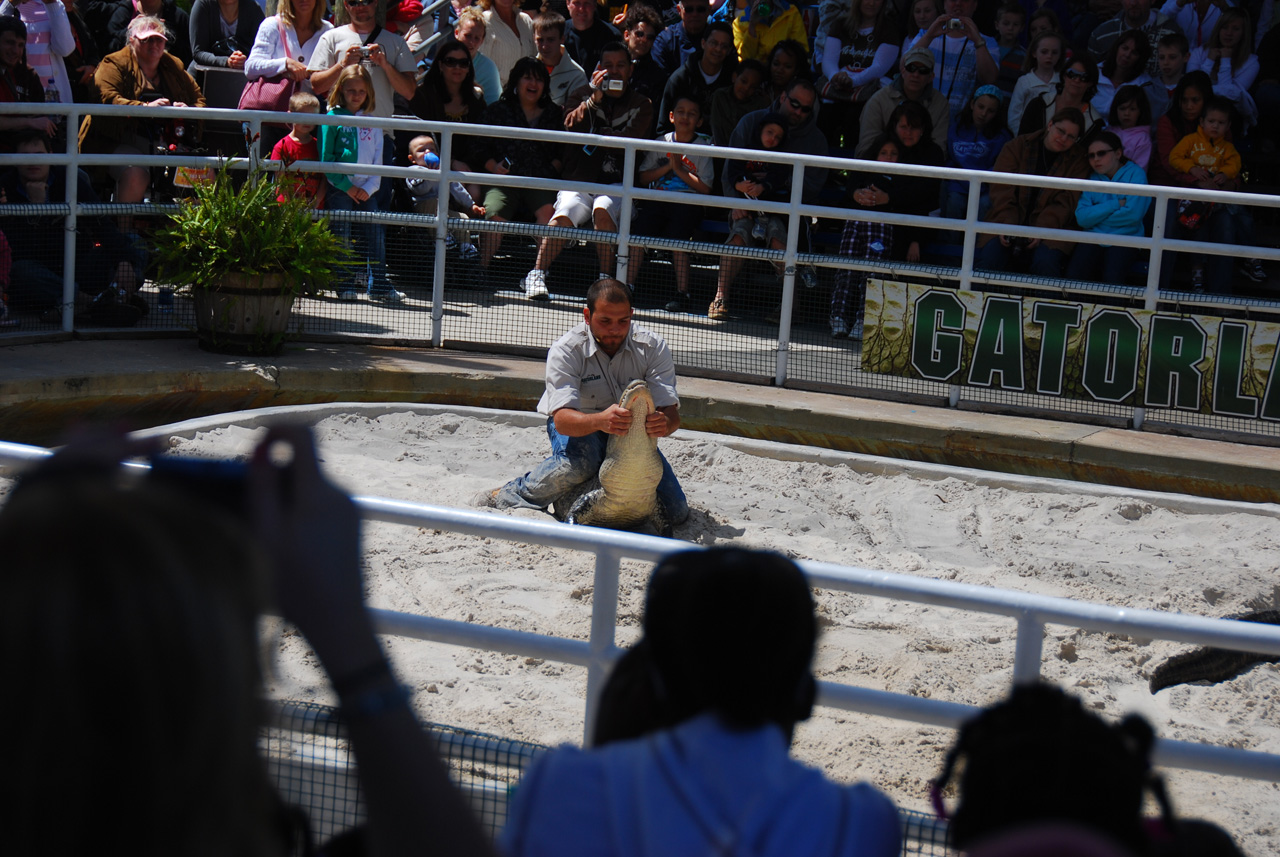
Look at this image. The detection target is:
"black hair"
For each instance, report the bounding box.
[886,99,933,144]
[934,683,1173,853]
[1100,29,1152,81]
[1166,69,1213,134]
[622,3,661,35]
[703,19,733,41]
[958,90,1007,138]
[1057,58,1099,103]
[1203,94,1235,123]
[10,127,51,151]
[500,55,553,108]
[0,15,27,41]
[640,548,817,734]
[1156,30,1189,55]
[585,277,631,312]
[735,57,767,81]
[767,38,809,76]
[598,40,630,63]
[1108,84,1151,126]
[755,111,789,147]
[1090,129,1128,167]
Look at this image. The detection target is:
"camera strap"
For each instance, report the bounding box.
[361,24,383,46]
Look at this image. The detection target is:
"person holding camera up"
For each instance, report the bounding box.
[976,107,1090,277]
[520,41,653,301]
[905,0,998,118]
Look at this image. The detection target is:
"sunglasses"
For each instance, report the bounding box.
[904,63,931,74]
[629,28,656,40]
[1087,147,1115,158]
[683,4,710,12]
[786,95,813,114]
[347,0,375,6]
[439,55,470,68]
[1063,68,1088,81]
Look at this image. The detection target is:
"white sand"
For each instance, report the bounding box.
[154,410,1280,855]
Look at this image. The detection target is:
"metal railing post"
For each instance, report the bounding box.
[61,107,81,333]
[583,547,622,746]
[431,127,452,347]
[959,174,982,290]
[774,161,805,387]
[614,144,637,287]
[1013,613,1045,685]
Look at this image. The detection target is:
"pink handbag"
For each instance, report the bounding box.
[237,19,296,116]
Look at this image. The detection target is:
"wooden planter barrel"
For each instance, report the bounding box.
[193,272,295,356]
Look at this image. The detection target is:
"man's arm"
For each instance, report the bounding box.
[553,405,634,436]
[375,36,418,100]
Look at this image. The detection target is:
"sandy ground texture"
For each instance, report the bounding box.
[117,410,1280,854]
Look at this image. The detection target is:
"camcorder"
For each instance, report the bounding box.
[148,455,251,518]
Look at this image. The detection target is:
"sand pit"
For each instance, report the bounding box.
[27,406,1280,853]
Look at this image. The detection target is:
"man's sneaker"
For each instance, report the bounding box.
[799,265,818,289]
[444,234,458,251]
[1190,267,1206,294]
[371,289,407,305]
[1238,258,1267,283]
[665,292,688,312]
[458,242,479,262]
[338,289,361,301]
[830,317,848,338]
[849,319,864,340]
[523,269,550,300]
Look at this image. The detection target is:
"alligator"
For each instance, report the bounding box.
[551,379,672,537]
[1148,609,1280,693]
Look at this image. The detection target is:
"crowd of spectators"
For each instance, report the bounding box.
[1,0,1278,327]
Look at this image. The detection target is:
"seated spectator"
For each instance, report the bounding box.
[502,547,902,857]
[0,16,56,137]
[1150,30,1188,120]
[406,133,484,260]
[977,107,1089,276]
[1163,96,1260,291]
[709,110,789,320]
[1093,28,1153,117]
[622,4,667,104]
[991,3,1025,95]
[763,37,807,102]
[943,85,1011,221]
[1017,57,1101,142]
[477,56,563,276]
[269,90,326,207]
[906,0,999,118]
[408,38,485,171]
[478,0,534,85]
[520,42,652,300]
[818,0,899,149]
[933,683,1168,855]
[1186,8,1257,136]
[0,0,73,125]
[658,19,735,133]
[0,425,499,857]
[1149,68,1210,188]
[731,0,808,63]
[1159,0,1226,53]
[563,0,620,73]
[1254,23,1280,153]
[450,7,502,104]
[709,56,768,145]
[651,0,712,75]
[106,0,192,67]
[1067,129,1150,282]
[57,0,102,104]
[77,16,206,205]
[856,46,949,157]
[534,11,587,106]
[1007,29,1065,135]
[1105,83,1152,169]
[628,95,714,309]
[902,0,940,58]
[1086,0,1178,74]
[189,0,264,69]
[1,128,144,321]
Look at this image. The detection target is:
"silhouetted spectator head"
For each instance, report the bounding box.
[1101,29,1151,83]
[0,453,293,856]
[594,548,818,747]
[1058,59,1099,103]
[933,684,1171,854]
[767,38,808,92]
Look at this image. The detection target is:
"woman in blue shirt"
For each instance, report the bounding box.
[1066,130,1152,284]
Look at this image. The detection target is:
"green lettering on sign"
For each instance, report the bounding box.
[1145,316,1206,411]
[1213,321,1257,418]
[1260,328,1280,421]
[1031,301,1082,396]
[968,297,1025,389]
[1082,310,1141,403]
[911,290,965,382]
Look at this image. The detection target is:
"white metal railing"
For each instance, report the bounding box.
[2,437,1278,782]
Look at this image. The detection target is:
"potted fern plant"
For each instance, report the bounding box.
[151,164,347,355]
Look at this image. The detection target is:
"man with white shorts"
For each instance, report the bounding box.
[522,42,653,300]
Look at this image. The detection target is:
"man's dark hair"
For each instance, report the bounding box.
[703,20,733,41]
[11,127,52,152]
[623,3,661,34]
[599,40,630,63]
[784,76,817,101]
[586,278,632,312]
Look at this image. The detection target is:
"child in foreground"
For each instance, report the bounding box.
[405,134,484,262]
[269,91,326,207]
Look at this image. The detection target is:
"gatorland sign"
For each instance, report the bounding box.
[862,280,1280,420]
